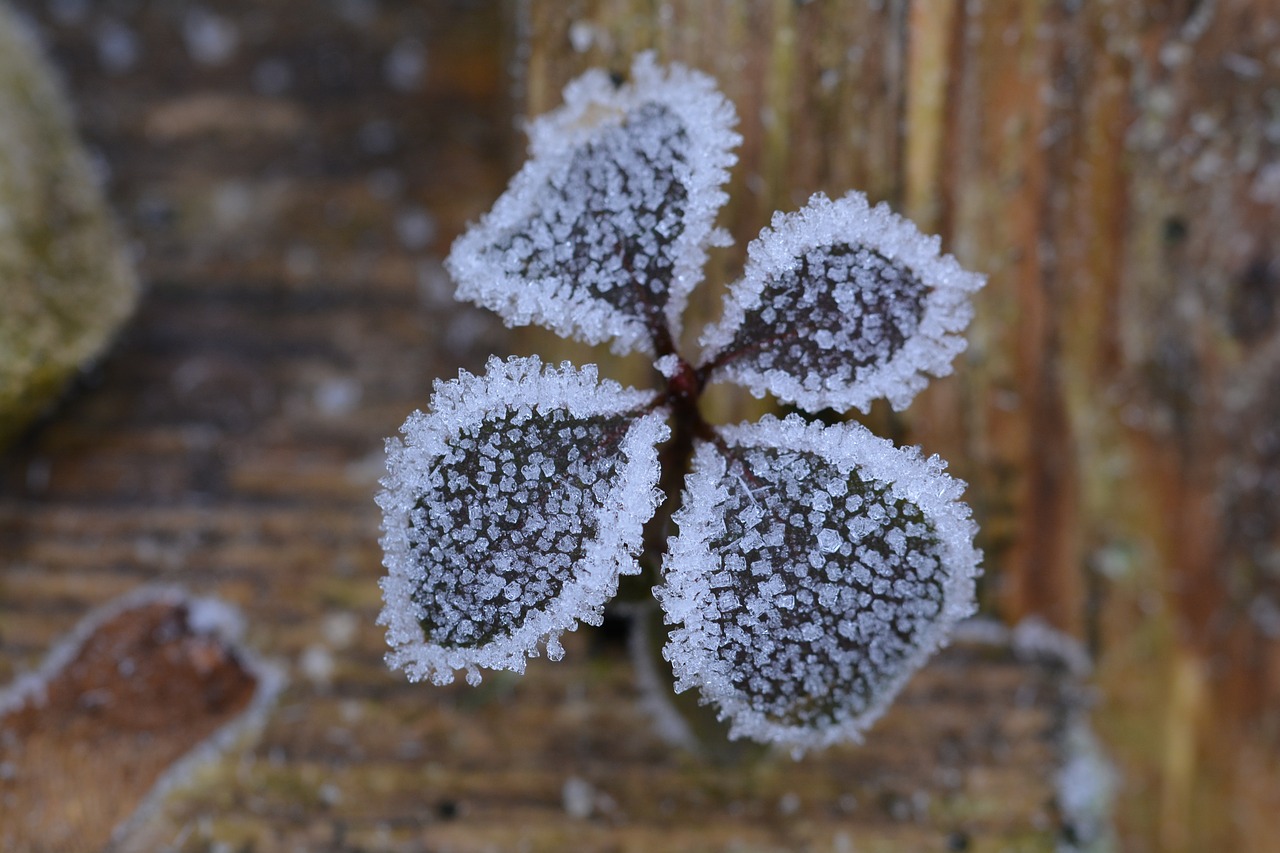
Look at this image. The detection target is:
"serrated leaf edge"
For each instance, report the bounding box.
[377,355,669,685]
[445,52,740,355]
[700,191,986,413]
[657,413,981,753]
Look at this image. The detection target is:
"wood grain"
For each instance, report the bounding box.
[522,2,1280,850]
[1,2,1105,850]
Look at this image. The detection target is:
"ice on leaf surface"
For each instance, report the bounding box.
[657,415,980,752]
[377,356,669,685]
[383,54,987,751]
[446,52,740,355]
[700,192,986,412]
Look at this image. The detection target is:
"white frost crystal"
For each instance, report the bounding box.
[446,52,740,354]
[657,415,980,752]
[383,55,987,752]
[377,356,668,684]
[700,192,985,412]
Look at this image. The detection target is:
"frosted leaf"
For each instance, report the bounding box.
[446,52,740,354]
[700,192,986,413]
[377,355,669,684]
[657,414,980,752]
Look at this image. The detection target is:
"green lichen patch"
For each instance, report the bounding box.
[0,4,138,449]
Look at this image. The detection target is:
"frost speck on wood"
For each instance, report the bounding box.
[378,53,985,753]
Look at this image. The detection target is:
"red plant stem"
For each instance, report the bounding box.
[624,354,714,594]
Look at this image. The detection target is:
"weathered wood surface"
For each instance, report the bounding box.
[522,2,1280,852]
[0,1,1106,850]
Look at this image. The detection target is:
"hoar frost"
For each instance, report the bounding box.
[700,192,985,413]
[378,356,667,685]
[446,53,738,354]
[658,416,978,750]
[379,53,985,752]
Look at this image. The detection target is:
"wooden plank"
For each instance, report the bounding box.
[0,2,1107,850]
[521,2,1280,850]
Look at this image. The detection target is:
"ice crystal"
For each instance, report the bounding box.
[700,192,986,413]
[380,53,985,751]
[657,416,978,749]
[445,53,739,354]
[378,356,667,685]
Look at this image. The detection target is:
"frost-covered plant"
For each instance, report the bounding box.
[378,54,985,753]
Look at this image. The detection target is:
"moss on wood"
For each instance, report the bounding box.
[0,3,137,449]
